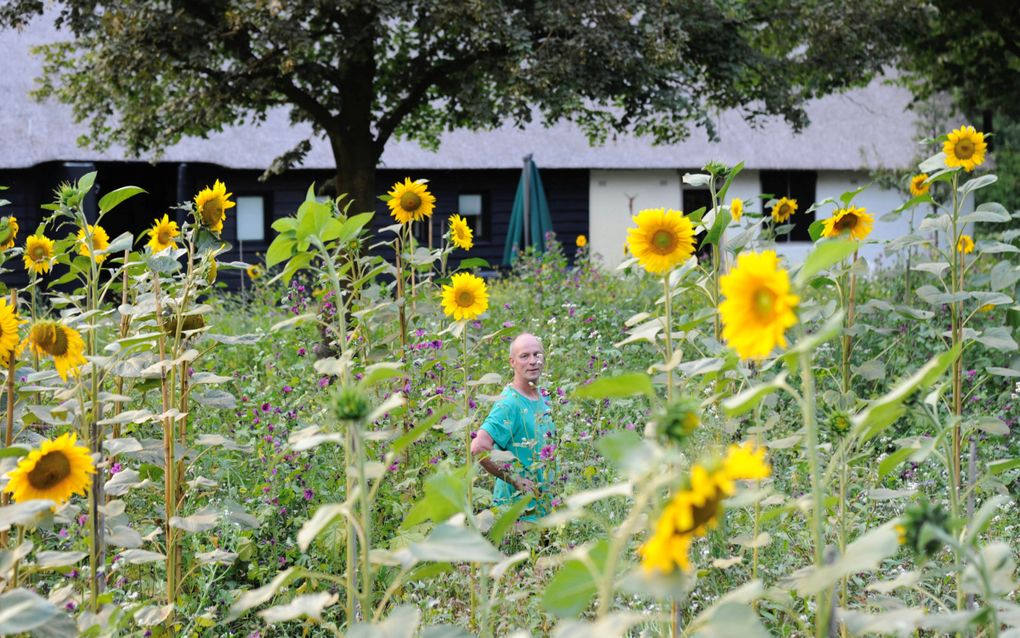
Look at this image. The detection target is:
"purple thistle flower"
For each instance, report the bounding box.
[540,444,556,461]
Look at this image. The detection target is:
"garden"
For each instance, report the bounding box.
[0,125,1018,638]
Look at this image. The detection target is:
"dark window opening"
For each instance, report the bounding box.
[759,170,817,242]
[683,188,712,257]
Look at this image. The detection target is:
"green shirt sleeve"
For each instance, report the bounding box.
[480,399,513,451]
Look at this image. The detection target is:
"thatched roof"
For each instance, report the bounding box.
[2,17,920,172]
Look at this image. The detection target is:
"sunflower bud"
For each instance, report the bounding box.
[0,216,19,249]
[897,499,951,560]
[826,409,851,436]
[55,182,84,210]
[332,385,369,422]
[653,397,701,445]
[206,259,219,285]
[162,311,206,336]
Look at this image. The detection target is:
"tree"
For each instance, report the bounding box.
[2,0,917,210]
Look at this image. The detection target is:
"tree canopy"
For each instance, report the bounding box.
[2,0,918,208]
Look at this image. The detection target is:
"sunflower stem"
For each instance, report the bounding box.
[797,338,828,637]
[0,289,16,549]
[152,273,178,635]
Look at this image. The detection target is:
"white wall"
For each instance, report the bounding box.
[588,169,959,273]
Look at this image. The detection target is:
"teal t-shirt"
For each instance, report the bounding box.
[480,385,556,517]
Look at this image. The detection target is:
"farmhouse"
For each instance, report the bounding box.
[1,19,927,286]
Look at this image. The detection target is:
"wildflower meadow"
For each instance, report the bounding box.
[1,126,1019,638]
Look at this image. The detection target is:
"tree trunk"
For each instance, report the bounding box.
[330,134,380,215]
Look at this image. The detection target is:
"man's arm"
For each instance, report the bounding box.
[471,430,537,495]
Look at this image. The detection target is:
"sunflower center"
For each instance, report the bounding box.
[33,324,69,357]
[201,198,223,223]
[27,450,71,490]
[30,245,47,261]
[682,494,722,534]
[954,139,975,160]
[651,229,677,254]
[399,192,422,213]
[158,228,173,244]
[457,290,475,307]
[753,288,776,319]
[777,204,791,219]
[834,214,858,232]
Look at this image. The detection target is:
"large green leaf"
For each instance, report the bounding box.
[572,372,653,400]
[541,540,608,618]
[406,524,504,563]
[98,185,146,215]
[795,239,858,286]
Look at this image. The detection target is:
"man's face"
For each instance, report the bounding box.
[510,336,545,385]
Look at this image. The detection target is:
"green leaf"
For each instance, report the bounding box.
[0,445,28,459]
[271,217,297,233]
[541,540,608,618]
[792,524,898,595]
[716,161,744,201]
[457,257,490,271]
[0,589,59,634]
[691,602,771,638]
[98,186,146,215]
[488,494,534,545]
[852,345,960,442]
[807,219,825,242]
[77,171,97,194]
[839,185,868,206]
[878,447,915,480]
[402,467,470,529]
[266,236,296,268]
[964,495,1010,544]
[701,207,731,248]
[958,173,997,198]
[722,373,788,417]
[334,212,375,245]
[389,405,453,457]
[572,372,653,400]
[795,239,857,286]
[406,524,504,563]
[988,458,1020,475]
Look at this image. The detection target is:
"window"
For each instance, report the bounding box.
[458,193,487,240]
[235,195,266,242]
[759,170,817,242]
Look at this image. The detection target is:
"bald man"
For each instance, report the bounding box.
[470,333,556,518]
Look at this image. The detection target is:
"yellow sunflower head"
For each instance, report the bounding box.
[943,126,987,172]
[449,214,474,251]
[76,224,110,264]
[440,272,489,321]
[770,197,798,223]
[957,234,975,254]
[719,250,800,360]
[386,178,436,224]
[22,235,56,276]
[821,205,874,241]
[3,432,95,505]
[625,208,696,275]
[0,298,22,368]
[639,502,693,574]
[246,264,264,280]
[194,180,235,234]
[147,214,180,252]
[730,198,744,222]
[576,234,588,248]
[909,174,930,197]
[722,442,771,481]
[24,320,88,381]
[0,216,19,250]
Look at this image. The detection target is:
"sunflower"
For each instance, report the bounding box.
[730,198,743,222]
[909,174,930,197]
[387,178,435,224]
[0,298,22,368]
[147,214,180,252]
[246,264,263,280]
[449,214,474,251]
[0,216,19,250]
[638,503,693,573]
[719,251,800,360]
[194,180,235,233]
[440,272,489,321]
[23,235,56,275]
[821,205,874,241]
[770,197,798,223]
[722,442,771,481]
[625,208,696,274]
[944,126,987,172]
[76,224,110,264]
[24,321,88,381]
[3,432,95,505]
[576,234,588,248]
[957,234,974,254]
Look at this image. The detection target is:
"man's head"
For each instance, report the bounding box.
[509,333,545,387]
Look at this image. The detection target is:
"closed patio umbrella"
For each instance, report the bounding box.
[502,154,554,265]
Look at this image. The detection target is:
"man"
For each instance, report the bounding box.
[470,333,556,517]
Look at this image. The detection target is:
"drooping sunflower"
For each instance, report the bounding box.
[821,205,874,241]
[0,216,19,250]
[246,264,264,280]
[770,197,798,223]
[638,502,693,573]
[387,178,436,224]
[24,320,88,381]
[943,126,987,172]
[909,174,930,197]
[23,234,55,275]
[625,208,696,274]
[194,180,235,234]
[719,251,800,360]
[449,214,474,251]
[730,198,743,222]
[77,224,110,264]
[957,234,975,254]
[147,214,180,252]
[0,298,22,368]
[576,234,588,248]
[3,432,95,505]
[440,272,489,321]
